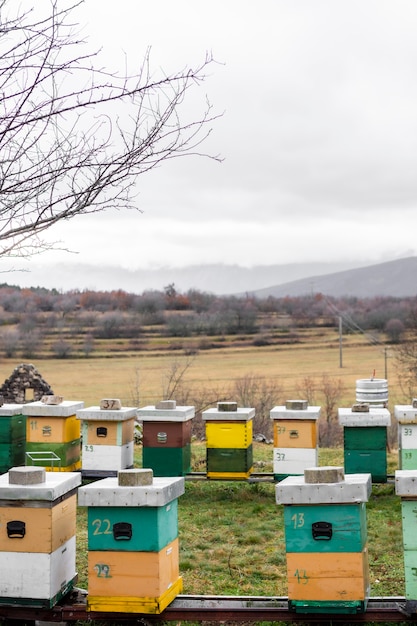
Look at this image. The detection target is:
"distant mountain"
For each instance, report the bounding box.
[7,259,365,295]
[6,257,416,297]
[250,257,417,298]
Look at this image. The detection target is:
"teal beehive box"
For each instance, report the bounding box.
[395,470,417,614]
[78,468,185,614]
[338,404,390,482]
[276,466,372,615]
[79,470,184,552]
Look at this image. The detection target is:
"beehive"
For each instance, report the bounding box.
[78,468,184,614]
[76,399,137,477]
[395,401,417,470]
[270,400,320,480]
[137,400,195,476]
[276,466,371,614]
[0,403,25,472]
[395,469,417,614]
[23,396,84,471]
[0,466,81,607]
[202,402,254,479]
[338,404,391,482]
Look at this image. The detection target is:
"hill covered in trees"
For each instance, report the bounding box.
[0,281,414,360]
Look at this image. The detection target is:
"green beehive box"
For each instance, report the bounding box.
[142,444,191,477]
[344,449,387,482]
[344,427,387,450]
[87,500,178,552]
[206,445,253,473]
[401,449,417,470]
[400,500,417,550]
[283,502,367,553]
[0,414,26,443]
[288,599,368,614]
[25,439,80,468]
[395,470,417,610]
[404,551,417,598]
[0,440,26,472]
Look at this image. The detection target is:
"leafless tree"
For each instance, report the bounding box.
[395,337,417,399]
[0,0,221,259]
[161,356,196,401]
[232,373,282,438]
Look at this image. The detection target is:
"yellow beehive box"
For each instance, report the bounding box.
[205,420,253,449]
[88,578,183,614]
[273,419,317,448]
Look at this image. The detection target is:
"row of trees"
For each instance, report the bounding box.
[0,282,416,335]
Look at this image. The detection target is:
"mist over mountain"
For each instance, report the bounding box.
[5,257,416,297]
[7,260,364,295]
[250,257,417,298]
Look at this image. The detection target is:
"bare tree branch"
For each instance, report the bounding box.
[0,0,222,258]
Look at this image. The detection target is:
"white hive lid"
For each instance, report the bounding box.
[0,404,24,416]
[76,405,138,421]
[137,405,195,422]
[202,407,255,421]
[276,472,372,504]
[23,400,84,417]
[394,405,417,423]
[78,475,185,507]
[338,407,391,427]
[270,405,321,420]
[0,468,81,501]
[395,470,417,496]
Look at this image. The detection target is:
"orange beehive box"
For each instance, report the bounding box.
[287,549,370,601]
[88,538,179,597]
[273,419,317,448]
[26,414,80,444]
[0,493,76,553]
[24,399,84,444]
[82,418,135,446]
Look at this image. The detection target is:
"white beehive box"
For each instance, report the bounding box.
[81,441,134,471]
[0,536,76,603]
[273,447,317,476]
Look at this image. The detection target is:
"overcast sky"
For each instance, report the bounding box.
[8,1,417,288]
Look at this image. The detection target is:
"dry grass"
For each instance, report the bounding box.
[5,332,403,410]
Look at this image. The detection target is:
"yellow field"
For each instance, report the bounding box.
[3,331,404,410]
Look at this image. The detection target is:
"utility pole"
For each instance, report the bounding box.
[339,316,343,368]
